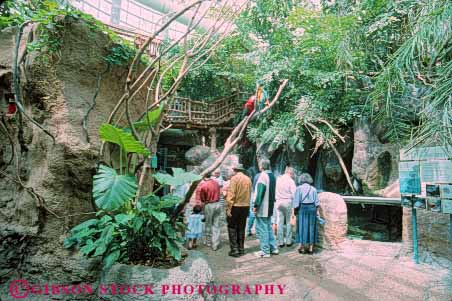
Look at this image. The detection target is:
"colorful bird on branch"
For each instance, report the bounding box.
[255,82,269,112]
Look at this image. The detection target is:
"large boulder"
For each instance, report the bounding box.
[193,153,240,179]
[317,192,348,249]
[101,251,214,301]
[185,145,211,165]
[219,154,240,179]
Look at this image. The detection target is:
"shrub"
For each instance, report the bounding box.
[64,123,200,269]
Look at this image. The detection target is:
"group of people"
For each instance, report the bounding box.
[181,158,321,258]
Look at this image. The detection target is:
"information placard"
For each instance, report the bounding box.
[413,197,426,209]
[401,196,412,207]
[441,199,452,214]
[427,198,442,212]
[399,161,421,194]
[400,146,452,264]
[426,184,440,197]
[440,184,452,199]
[420,161,452,183]
[400,146,451,161]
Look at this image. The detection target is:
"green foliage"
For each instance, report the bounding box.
[234,1,365,152]
[247,112,305,153]
[65,165,194,269]
[1,0,142,66]
[176,33,257,100]
[104,43,136,66]
[64,192,185,269]
[103,36,149,67]
[132,107,163,131]
[153,168,201,187]
[1,0,69,56]
[93,165,137,211]
[366,0,452,146]
[1,1,99,58]
[66,122,197,269]
[99,123,150,156]
[221,0,451,151]
[241,0,295,44]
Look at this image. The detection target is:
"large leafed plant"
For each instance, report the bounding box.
[64,124,201,269]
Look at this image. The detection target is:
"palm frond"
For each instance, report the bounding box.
[369,0,452,146]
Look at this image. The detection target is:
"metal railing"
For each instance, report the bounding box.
[342,196,401,206]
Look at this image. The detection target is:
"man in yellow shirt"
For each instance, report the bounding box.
[226,164,252,257]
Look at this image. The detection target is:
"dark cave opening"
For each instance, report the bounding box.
[377,151,392,189]
[347,203,402,242]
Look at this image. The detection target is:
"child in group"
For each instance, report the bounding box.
[185,205,204,250]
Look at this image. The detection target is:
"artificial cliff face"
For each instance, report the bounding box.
[0,19,148,293]
[352,117,400,197]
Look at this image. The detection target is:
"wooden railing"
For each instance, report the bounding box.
[165,93,244,128]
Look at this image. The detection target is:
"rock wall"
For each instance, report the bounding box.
[0,19,149,294]
[319,133,354,193]
[352,117,399,195]
[352,118,451,260]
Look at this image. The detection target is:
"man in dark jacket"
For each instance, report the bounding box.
[226,164,252,257]
[253,158,279,258]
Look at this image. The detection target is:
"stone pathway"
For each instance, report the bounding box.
[197,231,452,300]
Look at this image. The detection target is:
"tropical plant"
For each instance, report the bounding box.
[3,0,249,268]
[221,0,451,158]
[365,0,452,148]
[65,124,200,269]
[233,1,363,167]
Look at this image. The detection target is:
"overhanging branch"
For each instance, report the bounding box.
[171,79,288,222]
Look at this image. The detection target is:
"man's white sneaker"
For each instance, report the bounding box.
[271,249,279,255]
[254,251,270,258]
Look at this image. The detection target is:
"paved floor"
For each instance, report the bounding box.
[197,231,452,301]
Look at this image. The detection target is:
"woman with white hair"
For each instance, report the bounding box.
[292,173,319,254]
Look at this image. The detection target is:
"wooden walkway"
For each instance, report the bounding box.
[106,27,243,128]
[108,27,244,129]
[164,93,243,129]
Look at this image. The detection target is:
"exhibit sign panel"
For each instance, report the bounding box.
[399,161,421,195]
[399,146,452,213]
[399,146,452,263]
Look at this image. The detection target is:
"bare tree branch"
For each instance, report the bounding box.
[318,119,345,143]
[126,0,207,85]
[128,2,209,96]
[171,79,289,222]
[305,122,355,193]
[105,0,210,128]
